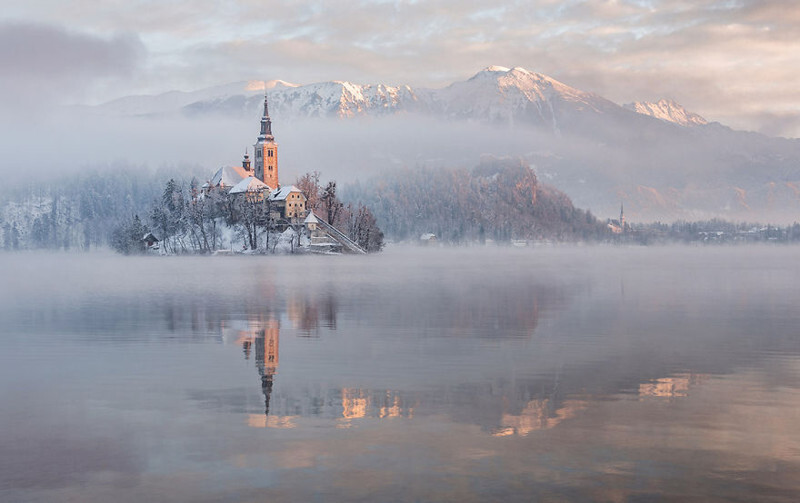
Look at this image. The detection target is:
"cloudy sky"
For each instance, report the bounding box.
[2,0,799,136]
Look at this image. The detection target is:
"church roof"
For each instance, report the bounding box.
[268,185,303,201]
[209,166,249,189]
[230,176,269,194]
[303,211,319,224]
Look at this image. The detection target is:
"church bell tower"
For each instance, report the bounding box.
[254,91,279,189]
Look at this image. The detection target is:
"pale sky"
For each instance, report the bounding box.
[2,0,800,136]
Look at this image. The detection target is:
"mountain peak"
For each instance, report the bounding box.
[483,65,511,73]
[481,66,534,75]
[624,99,708,127]
[246,79,300,91]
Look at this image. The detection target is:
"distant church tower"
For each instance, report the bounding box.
[619,203,626,232]
[254,91,279,189]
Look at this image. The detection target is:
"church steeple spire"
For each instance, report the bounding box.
[254,84,279,189]
[259,90,274,141]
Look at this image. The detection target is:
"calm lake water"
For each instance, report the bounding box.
[1,246,799,502]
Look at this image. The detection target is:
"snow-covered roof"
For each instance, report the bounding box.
[230,176,269,194]
[268,185,304,201]
[303,211,319,224]
[210,166,249,188]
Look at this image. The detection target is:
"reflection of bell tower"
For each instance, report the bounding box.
[253,91,279,189]
[254,318,280,415]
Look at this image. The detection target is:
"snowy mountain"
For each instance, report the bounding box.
[82,66,800,222]
[93,79,297,117]
[177,80,420,119]
[417,66,620,132]
[170,66,699,143]
[96,66,625,130]
[623,99,708,127]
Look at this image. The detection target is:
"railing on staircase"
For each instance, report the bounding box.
[315,218,367,254]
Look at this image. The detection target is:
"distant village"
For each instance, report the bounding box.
[606,208,800,245]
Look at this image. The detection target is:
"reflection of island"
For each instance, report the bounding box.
[246,387,415,429]
[338,389,415,427]
[208,285,712,437]
[492,399,588,436]
[638,373,708,398]
[220,293,337,421]
[488,372,710,437]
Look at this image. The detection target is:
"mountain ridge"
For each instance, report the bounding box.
[94,66,707,133]
[623,99,708,127]
[81,66,800,222]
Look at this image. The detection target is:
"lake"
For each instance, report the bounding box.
[1,245,799,502]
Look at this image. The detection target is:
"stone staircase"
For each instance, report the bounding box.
[315,218,367,254]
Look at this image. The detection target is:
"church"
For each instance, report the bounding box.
[200,92,367,254]
[203,92,307,222]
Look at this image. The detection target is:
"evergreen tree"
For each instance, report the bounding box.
[110,215,149,255]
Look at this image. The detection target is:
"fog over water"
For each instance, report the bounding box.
[5,104,800,224]
[1,245,799,501]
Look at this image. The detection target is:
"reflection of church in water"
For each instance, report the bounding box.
[220,297,417,427]
[236,317,280,416]
[216,294,709,434]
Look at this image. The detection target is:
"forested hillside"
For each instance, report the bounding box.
[0,164,198,251]
[1,157,607,251]
[346,157,608,243]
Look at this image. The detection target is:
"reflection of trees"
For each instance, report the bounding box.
[287,291,338,335]
[176,280,710,436]
[374,281,569,338]
[221,311,710,436]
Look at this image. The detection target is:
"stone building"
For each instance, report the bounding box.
[203,91,307,222]
[269,185,307,219]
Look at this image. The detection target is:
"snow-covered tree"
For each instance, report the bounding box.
[110,215,149,255]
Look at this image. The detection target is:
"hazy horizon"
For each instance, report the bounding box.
[3,2,800,137]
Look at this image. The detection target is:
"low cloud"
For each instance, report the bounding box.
[3,1,800,136]
[0,22,144,113]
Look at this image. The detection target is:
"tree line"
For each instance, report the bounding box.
[111,171,384,255]
[5,159,800,252]
[344,156,609,243]
[295,171,384,253]
[1,164,183,252]
[624,219,800,244]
